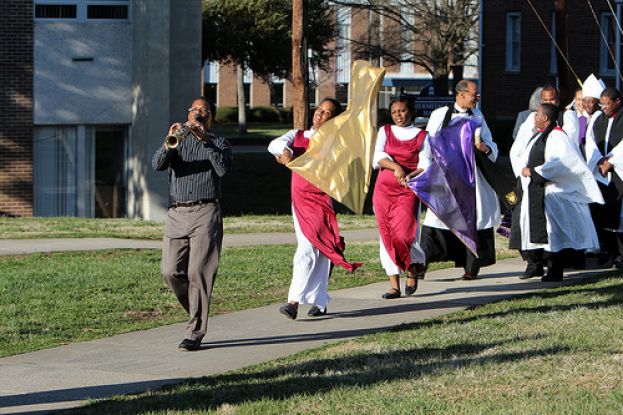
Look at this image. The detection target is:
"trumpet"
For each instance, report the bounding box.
[165,126,190,149]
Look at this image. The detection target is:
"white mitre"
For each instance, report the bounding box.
[582,74,606,99]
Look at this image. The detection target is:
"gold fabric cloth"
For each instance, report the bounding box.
[287,60,386,214]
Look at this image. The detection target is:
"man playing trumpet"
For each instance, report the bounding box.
[152,97,233,351]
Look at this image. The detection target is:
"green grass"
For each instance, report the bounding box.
[211,123,290,142]
[0,242,383,357]
[71,275,623,414]
[0,239,515,358]
[0,214,378,239]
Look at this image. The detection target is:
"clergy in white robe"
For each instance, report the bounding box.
[422,80,500,280]
[510,103,603,281]
[584,86,623,268]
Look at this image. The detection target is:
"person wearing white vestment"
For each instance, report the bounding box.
[422,80,500,280]
[584,87,623,269]
[519,85,580,148]
[510,103,603,281]
[580,74,606,156]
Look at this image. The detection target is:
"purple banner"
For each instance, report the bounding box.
[408,117,480,255]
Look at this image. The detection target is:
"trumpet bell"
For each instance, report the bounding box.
[165,134,179,149]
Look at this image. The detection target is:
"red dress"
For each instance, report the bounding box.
[290,130,362,272]
[372,125,427,271]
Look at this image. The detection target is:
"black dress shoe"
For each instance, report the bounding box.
[613,257,623,270]
[279,303,297,320]
[404,277,418,296]
[307,305,327,317]
[520,264,544,279]
[541,271,563,282]
[381,288,401,299]
[178,338,202,351]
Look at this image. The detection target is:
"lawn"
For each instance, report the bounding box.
[70,275,623,414]
[0,236,516,358]
[211,123,290,143]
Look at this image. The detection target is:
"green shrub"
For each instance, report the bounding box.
[214,106,240,124]
[249,106,280,122]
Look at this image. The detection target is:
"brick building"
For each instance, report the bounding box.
[481,0,617,147]
[1,0,203,219]
[1,1,34,216]
[204,5,479,114]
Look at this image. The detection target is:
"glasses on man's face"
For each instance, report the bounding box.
[188,107,210,114]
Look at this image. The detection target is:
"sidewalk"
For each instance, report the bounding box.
[0,228,378,255]
[0,252,603,414]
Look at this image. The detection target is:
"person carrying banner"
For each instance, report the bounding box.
[372,96,431,299]
[420,80,501,280]
[268,98,362,320]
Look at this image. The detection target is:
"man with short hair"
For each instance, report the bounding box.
[585,87,623,268]
[510,103,602,281]
[520,85,580,145]
[152,97,233,351]
[422,80,500,280]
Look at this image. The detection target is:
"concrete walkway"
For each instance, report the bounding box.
[0,229,378,256]
[0,235,605,414]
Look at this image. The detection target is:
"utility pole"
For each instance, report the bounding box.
[554,0,571,104]
[292,0,309,130]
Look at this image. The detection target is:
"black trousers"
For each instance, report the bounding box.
[421,226,496,275]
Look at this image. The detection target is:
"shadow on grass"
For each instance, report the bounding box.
[72,336,566,414]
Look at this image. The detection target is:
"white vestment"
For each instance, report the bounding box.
[424,104,501,230]
[510,127,603,252]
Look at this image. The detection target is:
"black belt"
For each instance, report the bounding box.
[170,199,216,208]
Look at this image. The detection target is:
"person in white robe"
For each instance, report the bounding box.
[510,103,603,281]
[580,74,605,156]
[422,80,500,280]
[584,86,623,269]
[519,85,580,148]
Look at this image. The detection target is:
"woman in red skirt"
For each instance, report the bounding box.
[372,96,431,299]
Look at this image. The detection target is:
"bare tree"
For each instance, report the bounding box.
[332,0,479,95]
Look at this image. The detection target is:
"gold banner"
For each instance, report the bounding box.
[287,60,386,214]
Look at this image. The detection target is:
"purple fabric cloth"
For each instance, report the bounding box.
[407,117,480,255]
[578,115,587,146]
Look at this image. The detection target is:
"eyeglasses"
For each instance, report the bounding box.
[188,107,210,114]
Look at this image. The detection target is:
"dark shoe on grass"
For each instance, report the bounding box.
[279,303,298,320]
[307,305,327,317]
[178,338,202,351]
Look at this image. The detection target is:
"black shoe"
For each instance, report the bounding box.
[461,272,477,280]
[597,252,612,266]
[178,338,202,351]
[613,257,623,270]
[307,305,327,317]
[520,264,544,279]
[541,270,563,282]
[279,303,297,320]
[381,288,401,299]
[404,277,418,296]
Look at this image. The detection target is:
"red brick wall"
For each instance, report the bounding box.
[482,0,609,123]
[0,0,33,216]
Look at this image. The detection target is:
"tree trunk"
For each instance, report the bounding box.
[292,0,309,130]
[237,63,247,134]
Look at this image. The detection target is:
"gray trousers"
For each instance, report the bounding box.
[161,202,223,341]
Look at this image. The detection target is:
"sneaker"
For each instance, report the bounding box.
[307,305,327,317]
[279,303,297,320]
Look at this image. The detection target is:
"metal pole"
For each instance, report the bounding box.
[617,1,622,91]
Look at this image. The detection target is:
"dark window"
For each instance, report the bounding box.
[35,4,77,18]
[87,5,128,19]
[270,83,284,107]
[203,83,217,105]
[336,83,348,105]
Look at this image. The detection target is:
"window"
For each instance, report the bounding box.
[335,7,351,84]
[600,12,616,77]
[505,13,521,72]
[34,1,130,22]
[400,8,415,74]
[203,60,219,104]
[35,4,77,19]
